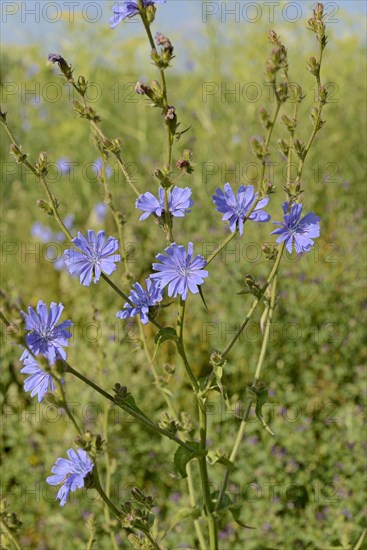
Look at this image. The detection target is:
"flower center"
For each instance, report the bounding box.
[179,266,190,277]
[38,327,53,341]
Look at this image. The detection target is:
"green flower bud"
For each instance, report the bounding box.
[10,143,27,163]
[37,199,54,216]
[278,138,289,156]
[294,139,306,159]
[259,107,272,129]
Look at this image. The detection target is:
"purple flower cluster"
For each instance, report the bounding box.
[20,301,72,402]
[21,301,72,364]
[20,355,55,403]
[271,202,320,254]
[110,0,166,29]
[46,448,94,506]
[212,183,270,235]
[151,242,208,301]
[116,279,163,324]
[136,187,193,220]
[64,230,121,286]
[32,215,74,271]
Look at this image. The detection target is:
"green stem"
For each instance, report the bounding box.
[100,152,130,277]
[93,467,121,521]
[198,403,218,550]
[205,231,237,266]
[186,462,207,550]
[139,321,206,549]
[216,277,278,511]
[176,299,200,393]
[0,518,22,550]
[57,377,83,435]
[259,99,281,192]
[65,363,192,451]
[221,243,284,359]
[295,39,325,185]
[94,467,161,549]
[176,299,218,550]
[144,530,162,550]
[96,345,119,550]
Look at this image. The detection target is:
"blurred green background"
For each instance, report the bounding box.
[1,1,366,549]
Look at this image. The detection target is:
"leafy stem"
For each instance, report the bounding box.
[139,321,206,549]
[216,275,278,511]
[221,243,284,359]
[65,362,192,451]
[175,299,218,549]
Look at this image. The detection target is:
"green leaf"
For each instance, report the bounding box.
[229,505,255,529]
[151,327,178,363]
[207,450,234,469]
[154,327,178,346]
[174,442,205,478]
[211,493,255,528]
[163,507,201,539]
[198,286,208,310]
[254,387,275,436]
[211,490,232,511]
[123,394,152,422]
[212,365,231,409]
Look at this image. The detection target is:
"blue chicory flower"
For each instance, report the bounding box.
[151,242,208,301]
[46,448,94,506]
[64,230,121,286]
[116,278,163,324]
[271,202,320,254]
[57,157,71,175]
[20,354,56,402]
[212,183,270,235]
[93,158,113,179]
[31,222,54,242]
[136,187,193,220]
[20,301,73,364]
[32,215,74,245]
[94,203,108,223]
[110,0,166,29]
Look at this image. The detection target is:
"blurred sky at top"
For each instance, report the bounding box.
[1,0,366,52]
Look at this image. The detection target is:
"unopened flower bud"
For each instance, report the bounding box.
[278,139,289,157]
[10,143,27,163]
[281,114,296,133]
[294,139,305,159]
[77,75,87,95]
[35,151,49,175]
[146,4,156,23]
[315,3,324,20]
[262,243,278,261]
[165,106,176,121]
[176,159,193,173]
[48,53,73,80]
[259,107,271,129]
[250,136,266,160]
[265,181,275,194]
[268,30,281,45]
[210,350,226,368]
[154,169,164,181]
[319,86,328,105]
[276,82,289,103]
[307,56,319,76]
[37,199,54,216]
[156,32,174,54]
[135,82,145,95]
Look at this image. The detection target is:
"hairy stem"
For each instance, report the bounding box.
[65,362,192,451]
